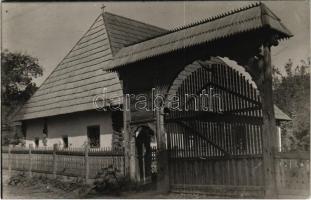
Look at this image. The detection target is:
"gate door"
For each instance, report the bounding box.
[165,58,265,195]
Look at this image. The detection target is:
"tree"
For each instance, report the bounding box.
[2,50,43,108]
[1,49,43,144]
[273,58,310,151]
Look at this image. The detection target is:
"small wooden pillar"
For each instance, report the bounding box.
[123,99,130,178]
[258,42,278,198]
[155,102,169,192]
[129,130,137,181]
[122,80,136,181]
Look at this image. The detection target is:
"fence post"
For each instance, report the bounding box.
[85,144,89,183]
[53,144,58,179]
[8,145,12,178]
[274,156,281,193]
[123,147,126,176]
[29,144,33,177]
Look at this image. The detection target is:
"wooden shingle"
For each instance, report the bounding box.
[103,12,167,55]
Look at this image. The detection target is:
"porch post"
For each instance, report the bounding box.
[156,106,169,192]
[122,80,136,181]
[129,129,137,181]
[123,94,130,178]
[259,43,278,198]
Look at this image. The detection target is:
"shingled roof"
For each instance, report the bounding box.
[15,12,167,121]
[274,105,291,121]
[106,2,292,70]
[103,12,167,55]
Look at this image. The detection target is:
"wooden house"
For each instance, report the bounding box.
[14,11,167,148]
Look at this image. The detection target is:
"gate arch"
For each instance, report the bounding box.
[164,57,265,194]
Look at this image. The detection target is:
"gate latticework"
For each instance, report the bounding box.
[165,58,265,196]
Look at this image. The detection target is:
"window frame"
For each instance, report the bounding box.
[62,135,69,148]
[87,125,100,148]
[34,137,39,148]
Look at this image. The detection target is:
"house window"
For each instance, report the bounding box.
[87,126,100,148]
[21,122,27,137]
[34,137,39,148]
[62,136,68,148]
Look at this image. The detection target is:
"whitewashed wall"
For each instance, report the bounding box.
[25,110,113,148]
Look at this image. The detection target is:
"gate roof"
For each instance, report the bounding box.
[106,2,292,70]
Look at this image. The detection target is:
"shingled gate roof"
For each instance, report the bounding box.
[106,2,292,70]
[15,12,167,121]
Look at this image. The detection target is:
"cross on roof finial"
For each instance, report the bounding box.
[101,4,106,13]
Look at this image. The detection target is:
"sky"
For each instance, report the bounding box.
[2,1,310,86]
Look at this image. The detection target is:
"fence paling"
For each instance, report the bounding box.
[2,145,125,181]
[169,155,264,187]
[28,145,32,177]
[275,152,310,196]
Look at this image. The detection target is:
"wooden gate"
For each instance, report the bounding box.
[164,58,265,196]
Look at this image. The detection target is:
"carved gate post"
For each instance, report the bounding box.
[244,40,279,198]
[245,37,280,198]
[156,104,170,192]
[122,80,136,181]
[259,42,278,198]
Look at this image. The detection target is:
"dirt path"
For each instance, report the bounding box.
[3,185,69,199]
[3,181,210,199]
[3,182,76,198]
[3,184,173,199]
[1,172,82,199]
[1,171,224,199]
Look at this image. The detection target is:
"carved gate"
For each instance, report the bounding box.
[164,58,265,196]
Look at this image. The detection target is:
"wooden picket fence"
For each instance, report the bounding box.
[2,145,125,181]
[275,151,310,197]
[169,151,310,197]
[2,144,309,197]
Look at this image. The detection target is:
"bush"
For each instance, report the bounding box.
[93,165,123,194]
[7,172,88,194]
[92,165,145,194]
[8,171,27,186]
